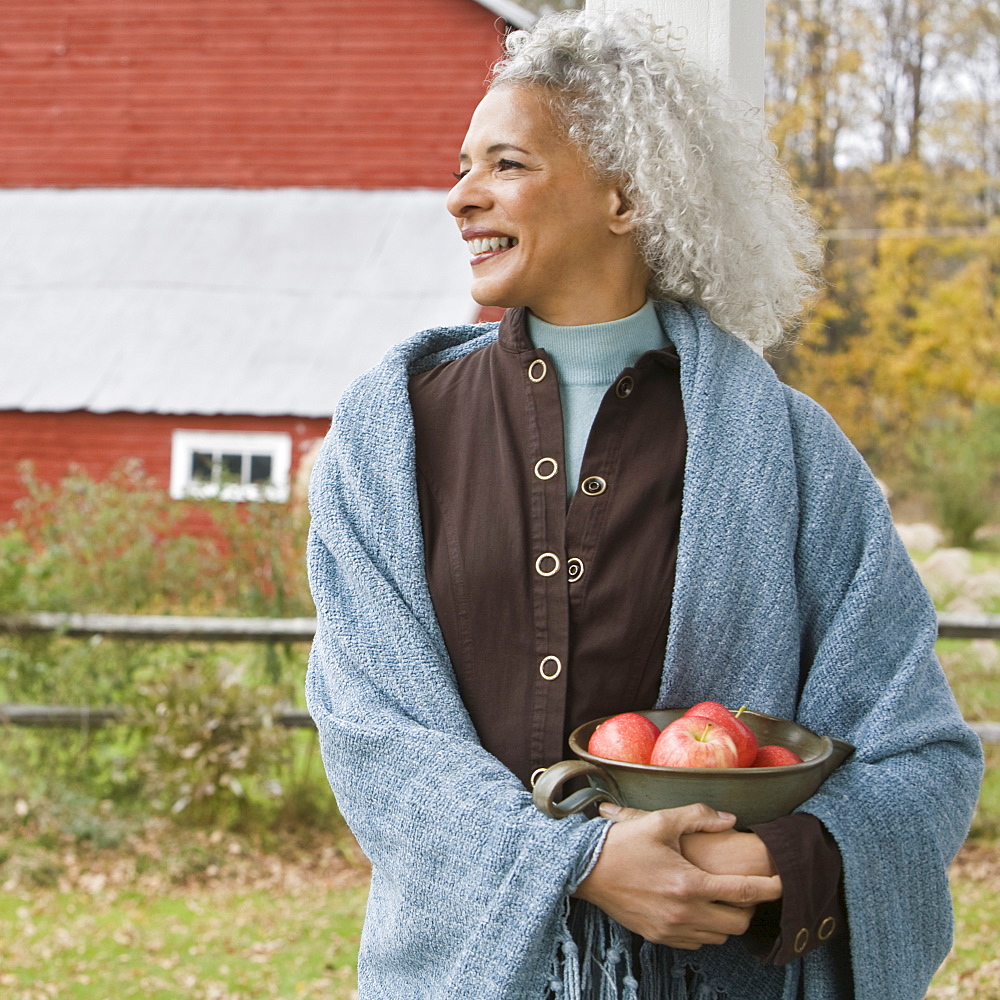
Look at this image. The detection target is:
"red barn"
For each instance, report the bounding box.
[0,0,534,521]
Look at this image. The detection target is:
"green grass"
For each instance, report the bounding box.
[968,546,1000,576]
[968,745,1000,843]
[0,881,368,1000]
[0,847,996,1000]
[936,631,1000,843]
[927,844,1000,998]
[937,639,1000,725]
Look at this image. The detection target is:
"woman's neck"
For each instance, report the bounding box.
[526,300,665,385]
[527,285,649,326]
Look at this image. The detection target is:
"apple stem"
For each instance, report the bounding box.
[734,704,748,719]
[698,721,712,742]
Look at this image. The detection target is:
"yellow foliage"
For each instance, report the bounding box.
[783,162,1000,483]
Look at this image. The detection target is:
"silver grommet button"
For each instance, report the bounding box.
[615,375,634,398]
[567,557,584,582]
[818,917,836,941]
[534,457,558,481]
[535,552,561,577]
[539,655,562,680]
[580,475,607,496]
[530,767,547,788]
[528,359,547,383]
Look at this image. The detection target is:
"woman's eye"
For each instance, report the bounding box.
[452,170,469,181]
[497,159,524,171]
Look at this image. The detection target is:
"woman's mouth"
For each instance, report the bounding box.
[466,234,519,263]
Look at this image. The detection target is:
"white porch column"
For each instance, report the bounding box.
[585,0,766,112]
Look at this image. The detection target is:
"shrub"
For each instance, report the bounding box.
[0,462,333,834]
[908,405,1000,548]
[10,460,212,613]
[7,460,313,616]
[128,654,295,826]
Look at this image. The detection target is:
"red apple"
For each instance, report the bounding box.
[588,712,661,765]
[683,701,758,767]
[650,715,739,768]
[752,745,804,767]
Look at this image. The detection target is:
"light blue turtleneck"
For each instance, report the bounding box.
[526,299,668,498]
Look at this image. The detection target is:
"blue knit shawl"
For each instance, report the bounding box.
[306,300,983,1000]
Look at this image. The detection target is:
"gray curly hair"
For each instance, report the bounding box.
[490,11,822,347]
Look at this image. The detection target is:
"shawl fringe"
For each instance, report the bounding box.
[551,901,638,1000]
[550,904,732,1000]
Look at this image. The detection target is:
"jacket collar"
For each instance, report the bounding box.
[495,304,679,367]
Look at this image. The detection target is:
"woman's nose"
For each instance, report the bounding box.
[446,169,489,218]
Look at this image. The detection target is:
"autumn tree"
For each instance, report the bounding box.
[785,162,999,479]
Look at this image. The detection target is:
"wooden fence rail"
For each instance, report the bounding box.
[2,610,998,642]
[0,612,317,643]
[2,704,998,743]
[2,611,998,741]
[0,704,315,729]
[936,613,1000,641]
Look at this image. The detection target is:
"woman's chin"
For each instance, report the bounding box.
[469,286,521,310]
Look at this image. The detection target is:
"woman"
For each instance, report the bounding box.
[305,12,982,1000]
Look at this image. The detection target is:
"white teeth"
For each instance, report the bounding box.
[468,236,517,255]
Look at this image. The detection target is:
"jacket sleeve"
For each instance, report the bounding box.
[745,813,844,965]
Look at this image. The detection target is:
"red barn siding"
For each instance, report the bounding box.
[0,410,331,524]
[0,0,505,188]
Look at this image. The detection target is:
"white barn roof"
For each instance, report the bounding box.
[473,0,537,28]
[0,188,479,418]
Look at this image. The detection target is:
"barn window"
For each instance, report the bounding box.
[170,430,292,502]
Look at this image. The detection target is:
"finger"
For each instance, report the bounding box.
[703,872,783,906]
[703,901,754,937]
[649,929,728,949]
[598,803,649,822]
[656,802,740,837]
[661,938,709,951]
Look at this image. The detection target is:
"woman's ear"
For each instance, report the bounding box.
[608,187,639,234]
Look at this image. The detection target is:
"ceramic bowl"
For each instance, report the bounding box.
[532,708,853,829]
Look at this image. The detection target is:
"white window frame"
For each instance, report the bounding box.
[170,430,292,502]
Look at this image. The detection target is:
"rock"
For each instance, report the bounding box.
[945,595,986,616]
[921,547,972,582]
[918,548,973,605]
[970,640,1000,673]
[896,522,944,553]
[965,570,1000,605]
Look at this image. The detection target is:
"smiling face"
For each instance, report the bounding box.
[446,86,649,325]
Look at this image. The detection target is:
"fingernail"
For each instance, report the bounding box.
[718,811,736,821]
[599,803,622,818]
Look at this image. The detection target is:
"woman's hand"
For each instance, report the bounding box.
[572,802,783,950]
[680,830,778,878]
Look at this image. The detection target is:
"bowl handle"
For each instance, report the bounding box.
[532,759,625,819]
